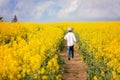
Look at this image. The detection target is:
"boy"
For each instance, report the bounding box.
[64,27,77,60]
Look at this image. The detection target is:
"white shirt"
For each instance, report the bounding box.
[64,32,76,46]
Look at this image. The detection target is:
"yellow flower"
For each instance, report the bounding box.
[56,74,62,80]
[40,68,45,74]
[17,74,22,79]
[93,76,98,80]
[34,74,38,79]
[112,71,117,79]
[42,75,48,80]
[101,71,105,77]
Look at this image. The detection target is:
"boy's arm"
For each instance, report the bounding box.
[73,34,77,43]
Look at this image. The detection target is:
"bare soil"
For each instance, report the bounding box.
[60,46,87,80]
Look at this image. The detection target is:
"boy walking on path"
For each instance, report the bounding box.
[64,27,77,60]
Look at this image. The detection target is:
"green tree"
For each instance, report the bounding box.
[12,15,18,22]
[0,17,3,22]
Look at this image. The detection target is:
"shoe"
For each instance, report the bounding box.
[68,57,70,60]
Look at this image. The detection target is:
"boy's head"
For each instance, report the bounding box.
[68,27,73,32]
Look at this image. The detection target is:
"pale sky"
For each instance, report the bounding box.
[0,0,120,22]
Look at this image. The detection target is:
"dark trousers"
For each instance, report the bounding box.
[67,45,74,58]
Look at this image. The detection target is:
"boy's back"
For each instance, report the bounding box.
[64,32,76,47]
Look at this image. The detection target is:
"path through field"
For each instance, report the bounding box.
[60,45,87,80]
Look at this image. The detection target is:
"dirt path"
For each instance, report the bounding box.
[60,46,87,80]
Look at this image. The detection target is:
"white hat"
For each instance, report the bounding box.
[68,27,73,31]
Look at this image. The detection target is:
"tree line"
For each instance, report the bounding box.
[0,15,18,22]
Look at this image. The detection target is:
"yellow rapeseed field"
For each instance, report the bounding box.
[0,22,120,80]
[73,22,120,80]
[0,22,64,80]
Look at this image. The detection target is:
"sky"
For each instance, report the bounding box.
[0,0,120,22]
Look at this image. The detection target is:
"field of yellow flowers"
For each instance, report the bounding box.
[0,22,64,80]
[73,22,120,80]
[0,22,120,80]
